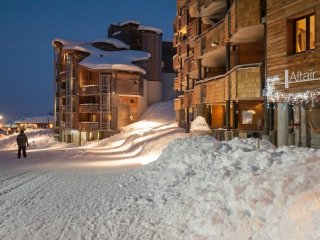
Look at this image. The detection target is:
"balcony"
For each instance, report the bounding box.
[173,54,180,71]
[177,41,188,57]
[79,122,99,131]
[183,91,194,108]
[227,0,264,44]
[177,0,187,8]
[80,85,99,95]
[59,89,66,97]
[174,77,180,91]
[187,19,198,41]
[174,97,183,111]
[200,21,226,67]
[203,76,227,104]
[173,34,179,47]
[183,56,198,79]
[199,0,226,19]
[229,64,262,100]
[192,63,262,105]
[79,104,99,113]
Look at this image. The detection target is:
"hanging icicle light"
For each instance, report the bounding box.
[266,76,320,107]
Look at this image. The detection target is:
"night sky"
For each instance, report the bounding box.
[0,0,176,123]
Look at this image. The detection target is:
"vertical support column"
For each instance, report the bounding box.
[226,43,231,73]
[226,100,231,131]
[277,102,289,146]
[233,101,238,129]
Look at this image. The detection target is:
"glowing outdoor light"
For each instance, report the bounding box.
[211,41,218,47]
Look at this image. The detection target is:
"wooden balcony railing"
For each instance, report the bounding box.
[174,78,180,91]
[79,122,99,131]
[79,104,99,113]
[80,85,99,95]
[178,41,188,57]
[192,63,262,105]
[187,19,198,40]
[179,11,188,30]
[201,20,225,55]
[230,64,262,100]
[174,97,183,111]
[173,54,180,71]
[183,91,194,108]
[59,89,66,97]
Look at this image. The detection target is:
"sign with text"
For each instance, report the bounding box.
[284,69,320,88]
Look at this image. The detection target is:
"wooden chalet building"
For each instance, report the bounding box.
[173,0,320,148]
[53,21,173,144]
[266,0,320,148]
[173,0,266,140]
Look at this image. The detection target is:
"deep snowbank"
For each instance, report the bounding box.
[116,136,320,239]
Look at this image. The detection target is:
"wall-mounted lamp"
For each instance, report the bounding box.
[211,41,219,47]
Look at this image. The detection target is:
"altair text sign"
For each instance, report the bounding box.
[284,69,320,88]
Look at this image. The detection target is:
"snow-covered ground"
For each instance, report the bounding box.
[0,101,320,239]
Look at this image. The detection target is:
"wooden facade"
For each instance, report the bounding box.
[267,0,320,148]
[54,21,167,144]
[173,0,266,138]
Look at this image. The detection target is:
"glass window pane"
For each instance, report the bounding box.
[296,18,306,53]
[310,15,316,50]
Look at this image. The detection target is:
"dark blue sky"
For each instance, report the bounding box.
[0,0,176,122]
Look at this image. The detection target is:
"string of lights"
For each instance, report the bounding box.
[266,76,320,108]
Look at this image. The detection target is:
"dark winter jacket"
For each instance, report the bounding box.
[16,132,28,147]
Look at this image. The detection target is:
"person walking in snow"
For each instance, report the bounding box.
[16,130,29,158]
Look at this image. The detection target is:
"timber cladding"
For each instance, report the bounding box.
[204,78,226,104]
[267,0,320,92]
[230,66,261,100]
[115,72,143,95]
[117,96,138,128]
[236,0,261,29]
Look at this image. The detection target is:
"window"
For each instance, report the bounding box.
[294,14,315,53]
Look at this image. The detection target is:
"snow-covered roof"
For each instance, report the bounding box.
[52,38,83,47]
[92,38,130,49]
[137,25,163,34]
[79,50,150,74]
[62,45,91,53]
[3,123,18,128]
[15,116,54,124]
[112,31,121,36]
[119,20,140,27]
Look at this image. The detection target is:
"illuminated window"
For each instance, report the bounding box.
[294,14,315,53]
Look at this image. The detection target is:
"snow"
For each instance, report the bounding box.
[78,49,150,74]
[52,38,83,46]
[137,25,163,34]
[0,101,320,239]
[54,37,150,74]
[15,116,53,124]
[59,40,150,74]
[92,38,130,49]
[119,20,140,27]
[189,116,212,136]
[112,31,121,36]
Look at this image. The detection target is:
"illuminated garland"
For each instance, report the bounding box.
[266,76,320,107]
